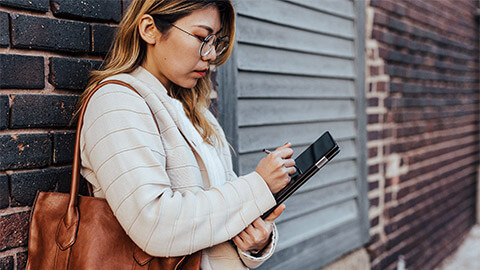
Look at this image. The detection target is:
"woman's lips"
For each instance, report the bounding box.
[195,70,208,77]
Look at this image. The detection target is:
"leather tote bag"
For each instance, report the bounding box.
[26,80,201,270]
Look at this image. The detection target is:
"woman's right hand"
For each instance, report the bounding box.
[255,143,296,194]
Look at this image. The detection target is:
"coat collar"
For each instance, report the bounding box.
[130,66,168,96]
[130,66,185,134]
[129,66,214,186]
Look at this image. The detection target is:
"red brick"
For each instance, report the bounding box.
[0,12,8,47]
[0,133,52,170]
[49,57,102,90]
[369,180,379,191]
[368,114,380,124]
[0,175,9,209]
[10,167,71,206]
[368,147,378,158]
[51,0,121,22]
[11,14,90,53]
[10,94,78,128]
[373,12,388,26]
[385,192,392,203]
[0,255,14,270]
[369,164,380,174]
[370,197,380,207]
[0,54,44,89]
[92,24,117,54]
[0,211,29,251]
[16,251,27,270]
[369,233,380,244]
[368,130,381,141]
[368,97,379,107]
[0,0,49,12]
[370,66,380,76]
[376,81,387,92]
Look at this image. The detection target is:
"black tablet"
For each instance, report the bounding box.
[261,131,340,219]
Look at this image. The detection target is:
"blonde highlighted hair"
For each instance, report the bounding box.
[78,0,235,145]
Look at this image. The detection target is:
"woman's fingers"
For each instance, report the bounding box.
[233,236,247,251]
[283,158,295,168]
[264,204,286,222]
[286,166,296,175]
[274,147,294,159]
[275,142,291,151]
[256,143,295,194]
[244,224,256,235]
[251,218,270,238]
[234,217,276,252]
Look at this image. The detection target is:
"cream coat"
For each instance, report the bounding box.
[80,67,278,269]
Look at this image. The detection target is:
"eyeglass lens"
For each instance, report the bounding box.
[200,35,229,57]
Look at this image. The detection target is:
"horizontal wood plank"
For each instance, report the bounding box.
[278,180,358,222]
[238,99,356,126]
[237,15,354,58]
[237,72,355,99]
[259,219,364,270]
[297,160,358,192]
[236,0,354,39]
[283,0,355,18]
[237,44,356,78]
[276,199,358,250]
[238,120,356,153]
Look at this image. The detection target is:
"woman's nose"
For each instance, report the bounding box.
[202,47,217,62]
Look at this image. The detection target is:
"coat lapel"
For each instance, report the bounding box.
[128,67,212,188]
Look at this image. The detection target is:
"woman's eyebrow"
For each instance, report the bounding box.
[194,25,223,35]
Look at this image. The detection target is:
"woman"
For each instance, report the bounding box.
[79,0,295,269]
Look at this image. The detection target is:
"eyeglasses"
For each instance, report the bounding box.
[169,23,229,57]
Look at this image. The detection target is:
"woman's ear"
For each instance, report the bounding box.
[138,14,159,45]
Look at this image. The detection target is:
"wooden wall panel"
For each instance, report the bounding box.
[218,0,368,268]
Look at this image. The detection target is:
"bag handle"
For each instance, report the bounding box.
[56,80,158,250]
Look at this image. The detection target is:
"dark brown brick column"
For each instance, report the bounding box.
[366,0,480,269]
[0,1,122,269]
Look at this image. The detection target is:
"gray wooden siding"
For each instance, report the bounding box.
[218,0,367,269]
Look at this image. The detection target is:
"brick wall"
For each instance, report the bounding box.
[0,1,129,269]
[366,0,480,269]
[0,1,227,269]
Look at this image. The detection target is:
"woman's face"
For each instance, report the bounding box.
[143,6,221,89]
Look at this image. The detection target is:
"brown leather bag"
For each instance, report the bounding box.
[26,80,201,270]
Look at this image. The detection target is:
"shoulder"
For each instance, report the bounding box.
[87,82,149,116]
[82,79,157,134]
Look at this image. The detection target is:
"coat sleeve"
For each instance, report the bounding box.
[237,223,279,269]
[80,84,276,257]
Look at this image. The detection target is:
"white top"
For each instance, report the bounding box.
[169,97,226,188]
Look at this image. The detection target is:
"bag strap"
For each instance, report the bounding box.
[57,80,157,250]
[57,80,201,268]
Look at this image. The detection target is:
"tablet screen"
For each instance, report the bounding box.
[294,132,336,178]
[264,131,339,218]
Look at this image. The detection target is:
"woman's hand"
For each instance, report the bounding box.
[233,204,285,254]
[255,143,296,194]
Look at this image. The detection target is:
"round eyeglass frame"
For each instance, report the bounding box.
[168,23,229,57]
[199,33,230,57]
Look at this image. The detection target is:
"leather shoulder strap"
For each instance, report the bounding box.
[62,80,147,233]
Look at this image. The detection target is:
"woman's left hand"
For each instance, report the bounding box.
[233,204,286,254]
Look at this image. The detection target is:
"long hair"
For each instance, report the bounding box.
[78,0,235,145]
